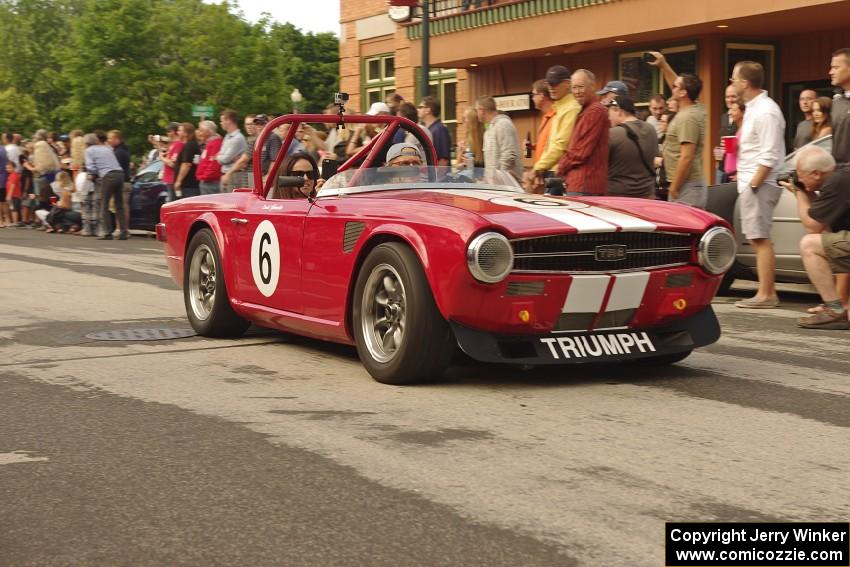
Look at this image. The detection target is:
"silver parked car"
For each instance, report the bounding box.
[706,135,832,293]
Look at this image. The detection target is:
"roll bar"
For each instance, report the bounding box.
[252,114,438,197]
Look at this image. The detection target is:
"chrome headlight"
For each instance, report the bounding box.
[467,232,513,283]
[698,227,736,274]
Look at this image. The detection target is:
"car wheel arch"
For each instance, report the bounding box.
[344,229,444,341]
[184,214,232,271]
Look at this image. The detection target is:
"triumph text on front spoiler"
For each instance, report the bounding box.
[669,527,848,546]
[540,332,656,359]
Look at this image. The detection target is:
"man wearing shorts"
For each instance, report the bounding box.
[784,146,850,329]
[731,61,786,309]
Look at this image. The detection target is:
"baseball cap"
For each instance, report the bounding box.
[253,114,269,125]
[385,143,423,164]
[597,80,628,97]
[367,102,391,116]
[545,65,571,85]
[606,95,636,115]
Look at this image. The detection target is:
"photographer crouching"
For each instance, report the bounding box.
[779,145,850,329]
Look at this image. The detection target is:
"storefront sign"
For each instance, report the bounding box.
[494,93,531,112]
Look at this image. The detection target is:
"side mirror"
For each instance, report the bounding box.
[321,158,338,180]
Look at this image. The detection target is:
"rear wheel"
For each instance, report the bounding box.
[353,243,454,385]
[184,228,250,337]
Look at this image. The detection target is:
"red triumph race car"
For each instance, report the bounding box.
[157,111,736,385]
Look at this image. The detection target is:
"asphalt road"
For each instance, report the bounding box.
[1,228,849,566]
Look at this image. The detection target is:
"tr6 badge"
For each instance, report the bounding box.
[595,244,627,261]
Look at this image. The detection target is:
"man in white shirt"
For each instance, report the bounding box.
[4,133,21,172]
[731,61,786,309]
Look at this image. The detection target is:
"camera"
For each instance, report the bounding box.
[152,134,163,142]
[334,92,349,105]
[776,171,805,191]
[642,52,657,63]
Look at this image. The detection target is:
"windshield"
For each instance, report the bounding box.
[318,166,522,196]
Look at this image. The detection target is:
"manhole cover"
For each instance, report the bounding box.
[85,328,197,341]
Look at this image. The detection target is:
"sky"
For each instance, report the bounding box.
[213,0,341,35]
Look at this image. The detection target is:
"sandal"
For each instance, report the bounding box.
[45,227,55,233]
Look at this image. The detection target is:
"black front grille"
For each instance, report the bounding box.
[512,232,695,273]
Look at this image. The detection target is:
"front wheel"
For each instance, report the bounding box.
[353,243,454,385]
[184,228,250,337]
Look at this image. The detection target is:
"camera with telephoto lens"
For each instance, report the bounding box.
[334,92,349,105]
[776,170,805,191]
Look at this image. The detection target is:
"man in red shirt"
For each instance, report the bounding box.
[195,120,223,194]
[159,122,184,202]
[555,69,609,196]
[5,161,21,225]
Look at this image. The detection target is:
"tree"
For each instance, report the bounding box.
[0,0,340,155]
[0,87,41,133]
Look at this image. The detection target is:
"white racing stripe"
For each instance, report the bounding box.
[431,190,619,233]
[562,275,611,313]
[581,206,657,231]
[605,272,650,312]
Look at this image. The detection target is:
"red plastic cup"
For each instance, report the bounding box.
[721,135,737,154]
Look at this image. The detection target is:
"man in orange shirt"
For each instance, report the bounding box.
[523,80,555,193]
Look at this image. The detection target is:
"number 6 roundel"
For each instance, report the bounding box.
[250,220,280,297]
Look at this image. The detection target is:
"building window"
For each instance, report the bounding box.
[362,54,395,112]
[725,43,776,95]
[416,68,458,147]
[617,44,697,105]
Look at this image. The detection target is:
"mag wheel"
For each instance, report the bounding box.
[353,243,454,385]
[184,228,250,337]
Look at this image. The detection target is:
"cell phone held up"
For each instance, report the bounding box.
[642,52,657,64]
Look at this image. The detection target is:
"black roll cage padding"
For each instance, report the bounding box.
[252,114,438,197]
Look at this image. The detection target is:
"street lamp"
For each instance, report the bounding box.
[291,88,303,113]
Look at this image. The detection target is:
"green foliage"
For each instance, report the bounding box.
[0,0,339,156]
[0,87,41,132]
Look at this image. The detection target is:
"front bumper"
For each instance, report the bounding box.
[450,306,719,365]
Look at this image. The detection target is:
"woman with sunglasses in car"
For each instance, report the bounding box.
[275,152,320,199]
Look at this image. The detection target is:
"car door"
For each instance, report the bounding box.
[129,161,166,231]
[230,193,312,314]
[734,135,833,277]
[770,135,833,274]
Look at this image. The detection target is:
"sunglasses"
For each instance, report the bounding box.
[290,170,316,179]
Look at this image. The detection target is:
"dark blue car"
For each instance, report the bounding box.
[128,160,167,231]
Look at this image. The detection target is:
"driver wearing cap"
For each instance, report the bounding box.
[385,142,424,167]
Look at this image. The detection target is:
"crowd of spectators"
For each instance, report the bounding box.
[2,47,849,329]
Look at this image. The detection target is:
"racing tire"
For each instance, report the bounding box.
[184,228,250,338]
[353,242,454,385]
[634,350,692,366]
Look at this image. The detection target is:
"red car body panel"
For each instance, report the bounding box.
[159,113,730,362]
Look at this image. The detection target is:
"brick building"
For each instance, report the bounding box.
[339,0,850,178]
